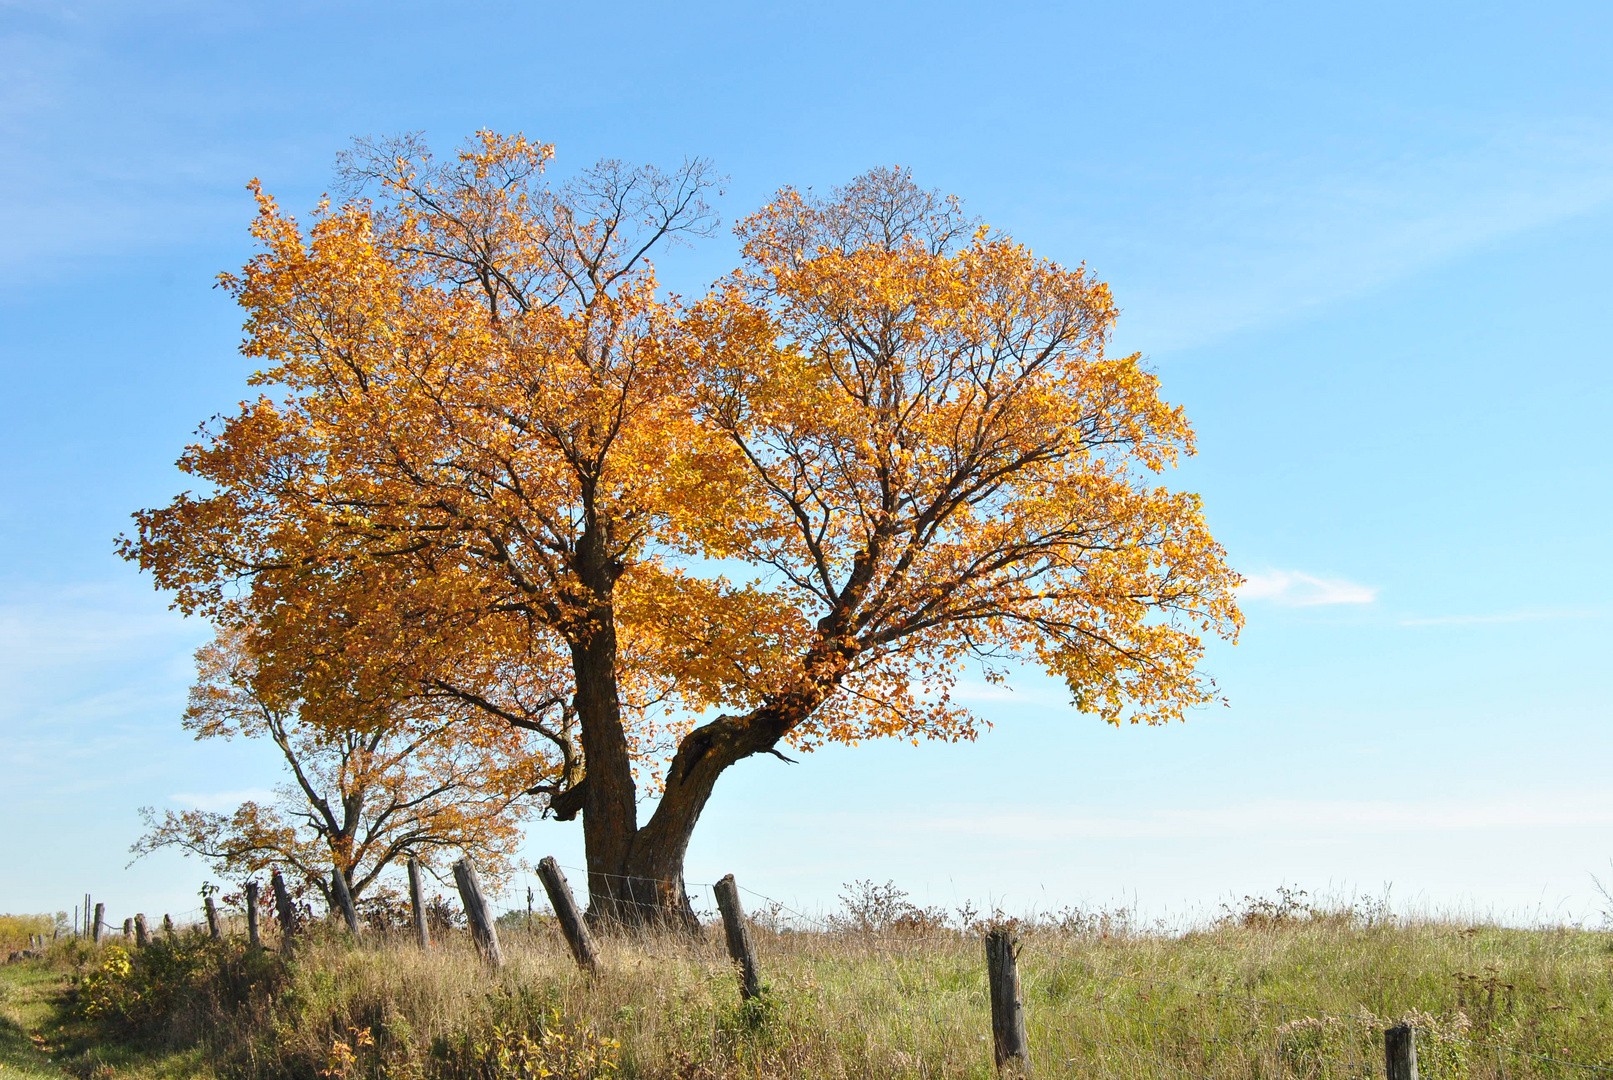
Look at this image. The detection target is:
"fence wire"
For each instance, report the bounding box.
[1029,949,1613,1080]
[44,881,1613,1080]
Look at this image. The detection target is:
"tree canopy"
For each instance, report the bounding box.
[122,132,1242,923]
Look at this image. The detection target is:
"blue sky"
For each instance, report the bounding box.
[3,0,1611,926]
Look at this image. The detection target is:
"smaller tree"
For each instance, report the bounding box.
[133,629,548,909]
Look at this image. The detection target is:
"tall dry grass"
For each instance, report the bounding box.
[33,893,1613,1079]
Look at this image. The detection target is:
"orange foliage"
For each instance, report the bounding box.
[121,135,1241,915]
[682,168,1243,747]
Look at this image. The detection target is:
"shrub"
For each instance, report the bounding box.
[73,932,287,1045]
[0,912,63,951]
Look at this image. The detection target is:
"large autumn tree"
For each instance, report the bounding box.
[123,133,1240,924]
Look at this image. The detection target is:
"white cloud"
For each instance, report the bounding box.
[951,681,1062,705]
[169,789,277,813]
[1239,570,1377,607]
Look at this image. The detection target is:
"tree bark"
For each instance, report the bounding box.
[271,871,297,954]
[537,856,598,971]
[1385,1024,1419,1080]
[245,883,260,947]
[407,857,431,948]
[986,927,1031,1075]
[559,525,850,927]
[566,555,643,921]
[713,874,762,999]
[617,666,841,924]
[452,857,503,967]
[332,864,360,936]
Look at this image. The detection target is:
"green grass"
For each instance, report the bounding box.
[6,899,1612,1079]
[0,960,71,1079]
[0,946,218,1080]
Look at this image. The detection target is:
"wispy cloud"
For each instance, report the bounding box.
[169,789,277,813]
[1109,119,1613,351]
[951,681,1063,706]
[1239,570,1377,607]
[0,582,206,771]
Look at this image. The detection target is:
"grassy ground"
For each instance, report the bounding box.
[0,946,216,1080]
[0,959,72,1079]
[3,899,1611,1079]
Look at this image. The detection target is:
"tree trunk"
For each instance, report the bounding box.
[602,676,840,927]
[563,545,848,928]
[570,611,646,923]
[565,522,645,924]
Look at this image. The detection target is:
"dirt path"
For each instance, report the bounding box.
[0,962,73,1079]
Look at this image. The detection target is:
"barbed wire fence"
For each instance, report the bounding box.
[34,870,1613,1080]
[1015,936,1613,1080]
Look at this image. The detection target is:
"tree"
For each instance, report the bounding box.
[132,626,549,909]
[122,135,1241,925]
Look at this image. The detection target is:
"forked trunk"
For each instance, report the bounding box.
[569,593,850,929]
[577,701,799,930]
[599,685,838,929]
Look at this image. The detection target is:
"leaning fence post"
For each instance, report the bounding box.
[270,871,297,953]
[205,896,221,940]
[245,882,261,948]
[985,927,1031,1075]
[407,857,431,949]
[331,865,360,937]
[451,857,504,967]
[134,914,149,948]
[1386,1024,1419,1080]
[536,857,598,972]
[92,902,105,943]
[713,874,763,1000]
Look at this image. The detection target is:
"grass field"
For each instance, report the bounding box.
[2,893,1610,1079]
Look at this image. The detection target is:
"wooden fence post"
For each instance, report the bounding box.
[451,857,504,967]
[270,871,297,953]
[245,882,261,948]
[92,902,105,943]
[1385,1024,1419,1080]
[331,865,360,937]
[713,874,763,1000]
[536,857,598,972]
[122,917,134,940]
[408,857,431,948]
[985,927,1031,1075]
[205,897,221,940]
[162,914,174,937]
[134,914,149,947]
